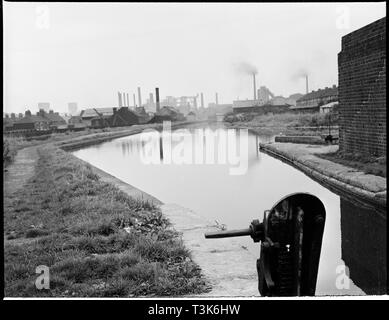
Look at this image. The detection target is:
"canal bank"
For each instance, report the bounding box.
[4,142,212,297]
[259,142,386,210]
[5,120,259,297]
[70,150,259,297]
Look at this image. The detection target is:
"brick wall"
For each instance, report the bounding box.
[338,17,386,156]
[340,198,386,294]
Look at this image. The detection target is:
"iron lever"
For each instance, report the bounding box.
[205,219,264,242]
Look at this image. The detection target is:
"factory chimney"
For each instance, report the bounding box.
[253,73,257,101]
[118,92,122,107]
[305,75,309,94]
[137,87,142,108]
[201,93,204,108]
[155,88,160,112]
[133,94,136,108]
[215,93,219,105]
[126,93,130,107]
[123,93,127,107]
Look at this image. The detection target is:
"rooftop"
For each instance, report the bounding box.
[297,85,338,102]
[81,108,114,118]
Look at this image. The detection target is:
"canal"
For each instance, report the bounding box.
[72,123,386,296]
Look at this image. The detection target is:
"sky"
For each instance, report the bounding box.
[3,2,386,114]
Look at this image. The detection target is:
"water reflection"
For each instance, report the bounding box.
[340,198,387,294]
[72,124,386,296]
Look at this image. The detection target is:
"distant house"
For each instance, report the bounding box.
[68,115,84,125]
[111,107,141,127]
[148,106,185,123]
[291,85,338,112]
[90,115,112,128]
[80,108,114,127]
[13,110,50,131]
[45,110,66,129]
[186,111,197,121]
[320,101,338,114]
[3,114,17,131]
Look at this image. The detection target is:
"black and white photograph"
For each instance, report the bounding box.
[2,1,387,304]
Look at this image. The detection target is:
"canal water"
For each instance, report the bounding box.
[72,123,386,296]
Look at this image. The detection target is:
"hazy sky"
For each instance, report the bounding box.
[3,2,386,114]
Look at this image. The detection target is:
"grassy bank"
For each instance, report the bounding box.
[3,137,29,166]
[3,127,142,166]
[4,144,209,297]
[224,112,338,136]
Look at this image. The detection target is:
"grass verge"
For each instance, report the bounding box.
[4,144,209,297]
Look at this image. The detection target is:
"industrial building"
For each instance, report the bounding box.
[79,107,115,127]
[148,106,185,123]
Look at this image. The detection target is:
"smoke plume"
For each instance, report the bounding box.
[291,68,309,80]
[234,61,258,75]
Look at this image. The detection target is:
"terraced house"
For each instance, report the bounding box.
[12,110,51,131]
[293,85,338,112]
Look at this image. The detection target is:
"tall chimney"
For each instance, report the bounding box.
[126,93,129,107]
[149,92,154,104]
[137,87,142,108]
[201,93,204,108]
[133,94,136,108]
[305,75,309,94]
[123,92,127,107]
[253,73,257,100]
[215,93,219,105]
[155,88,160,112]
[118,92,122,107]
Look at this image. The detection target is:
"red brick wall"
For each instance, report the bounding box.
[338,17,386,156]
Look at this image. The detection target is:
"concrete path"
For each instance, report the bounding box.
[4,146,39,197]
[260,142,386,209]
[161,203,259,297]
[4,146,40,245]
